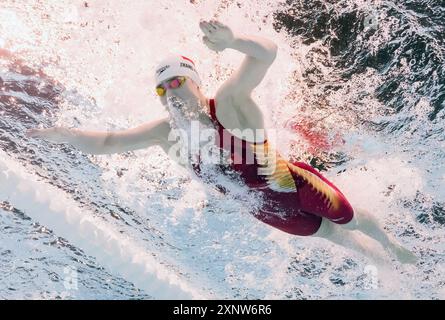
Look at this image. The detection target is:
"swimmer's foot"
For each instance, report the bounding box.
[389,244,418,264]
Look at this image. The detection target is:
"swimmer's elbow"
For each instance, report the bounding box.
[101,132,136,154]
[68,131,125,155]
[60,128,111,155]
[100,133,121,154]
[267,42,278,63]
[270,41,278,53]
[76,139,115,155]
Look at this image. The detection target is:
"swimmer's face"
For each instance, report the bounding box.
[158,76,201,108]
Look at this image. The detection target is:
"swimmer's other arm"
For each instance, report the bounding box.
[201,20,277,98]
[221,34,278,97]
[228,34,278,63]
[26,117,173,155]
[200,20,277,62]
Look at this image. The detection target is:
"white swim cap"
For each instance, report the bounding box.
[154,55,202,87]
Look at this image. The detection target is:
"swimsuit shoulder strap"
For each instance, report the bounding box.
[209,98,217,121]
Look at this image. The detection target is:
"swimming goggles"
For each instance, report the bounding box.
[155,76,186,96]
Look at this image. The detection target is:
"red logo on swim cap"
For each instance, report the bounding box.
[181,55,195,66]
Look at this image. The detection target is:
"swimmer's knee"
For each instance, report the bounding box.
[315,209,355,236]
[312,218,333,238]
[341,216,358,231]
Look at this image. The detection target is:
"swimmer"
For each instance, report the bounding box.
[26,19,416,265]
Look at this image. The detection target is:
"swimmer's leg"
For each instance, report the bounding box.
[342,208,417,264]
[313,218,389,265]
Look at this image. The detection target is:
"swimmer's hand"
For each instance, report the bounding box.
[200,19,235,52]
[26,127,70,143]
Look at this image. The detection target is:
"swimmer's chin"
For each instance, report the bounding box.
[167,96,198,108]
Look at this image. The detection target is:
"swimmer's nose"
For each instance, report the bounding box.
[166,89,177,100]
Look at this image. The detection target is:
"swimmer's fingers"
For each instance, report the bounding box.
[199,20,215,37]
[200,19,233,51]
[26,127,68,143]
[209,19,228,30]
[200,20,232,40]
[202,35,218,52]
[207,20,219,31]
[202,36,224,52]
[26,128,46,138]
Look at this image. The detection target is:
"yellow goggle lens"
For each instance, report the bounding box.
[155,76,186,97]
[156,86,166,96]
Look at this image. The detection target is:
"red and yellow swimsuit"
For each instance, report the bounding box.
[193,98,354,236]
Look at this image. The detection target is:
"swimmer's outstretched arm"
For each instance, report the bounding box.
[26,117,173,155]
